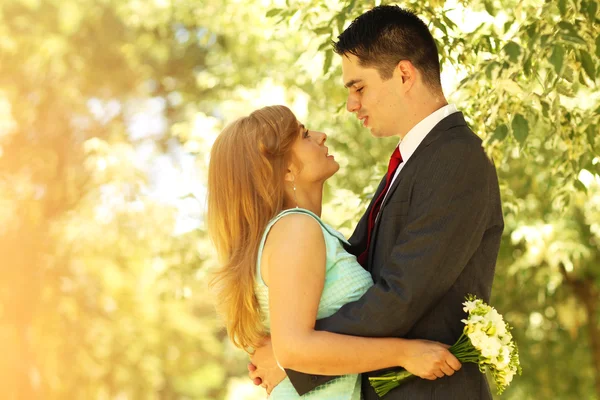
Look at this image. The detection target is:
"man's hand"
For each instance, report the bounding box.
[247,337,286,394]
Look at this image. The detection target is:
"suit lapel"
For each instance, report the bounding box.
[361,175,387,272]
[364,112,469,269]
[380,112,468,210]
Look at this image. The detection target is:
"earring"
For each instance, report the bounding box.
[292,178,299,209]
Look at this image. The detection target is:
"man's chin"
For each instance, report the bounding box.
[370,128,396,138]
[370,128,383,138]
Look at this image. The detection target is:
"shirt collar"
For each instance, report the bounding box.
[398,104,458,163]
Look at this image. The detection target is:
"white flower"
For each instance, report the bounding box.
[468,330,502,359]
[480,336,502,359]
[468,330,487,348]
[499,333,513,346]
[463,299,479,313]
[498,368,515,386]
[468,314,485,325]
[458,295,520,394]
[485,309,508,336]
[492,346,511,369]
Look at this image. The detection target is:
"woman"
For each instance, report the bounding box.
[207,105,460,399]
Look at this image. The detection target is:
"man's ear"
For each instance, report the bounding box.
[396,60,416,89]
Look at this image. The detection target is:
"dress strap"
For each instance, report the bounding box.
[256,208,349,287]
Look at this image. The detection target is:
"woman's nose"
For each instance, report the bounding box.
[317,131,327,144]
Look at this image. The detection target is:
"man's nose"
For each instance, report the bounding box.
[346,95,361,113]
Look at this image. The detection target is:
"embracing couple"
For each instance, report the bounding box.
[207,5,503,400]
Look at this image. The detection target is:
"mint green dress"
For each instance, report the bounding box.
[255,208,373,399]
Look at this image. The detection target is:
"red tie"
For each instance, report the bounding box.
[358,147,403,266]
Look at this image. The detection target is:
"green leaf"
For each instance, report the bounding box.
[579,50,596,81]
[565,111,573,123]
[347,0,357,14]
[563,66,575,82]
[484,0,496,16]
[313,26,330,35]
[558,0,567,15]
[492,124,509,142]
[485,61,500,79]
[549,45,565,75]
[570,159,578,172]
[558,82,576,97]
[265,8,282,18]
[579,70,588,85]
[336,13,345,34]
[432,18,448,35]
[323,49,333,75]
[541,101,550,118]
[511,114,529,144]
[586,124,597,149]
[486,37,494,53]
[587,1,598,19]
[525,23,537,40]
[574,179,588,194]
[503,41,521,63]
[558,21,577,35]
[596,35,600,58]
[442,15,457,30]
[523,55,533,76]
[561,33,587,45]
[275,10,295,25]
[540,34,551,47]
[318,39,330,52]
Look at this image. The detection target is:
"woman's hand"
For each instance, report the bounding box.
[400,339,462,380]
[248,337,286,395]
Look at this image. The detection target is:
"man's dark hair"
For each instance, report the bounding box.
[333,5,442,89]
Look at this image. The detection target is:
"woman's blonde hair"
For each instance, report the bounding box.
[207,105,299,352]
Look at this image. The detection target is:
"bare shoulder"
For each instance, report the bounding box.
[265,212,324,249]
[261,213,326,285]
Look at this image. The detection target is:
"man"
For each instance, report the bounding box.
[249,5,503,399]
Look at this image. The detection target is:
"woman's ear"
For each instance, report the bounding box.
[285,157,299,182]
[284,169,295,183]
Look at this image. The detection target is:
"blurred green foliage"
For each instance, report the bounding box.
[0,0,598,399]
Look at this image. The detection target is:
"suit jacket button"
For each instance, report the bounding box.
[310,375,318,382]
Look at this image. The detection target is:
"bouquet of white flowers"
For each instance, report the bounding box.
[369,295,522,397]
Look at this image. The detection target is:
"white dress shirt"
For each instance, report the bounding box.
[383,104,459,202]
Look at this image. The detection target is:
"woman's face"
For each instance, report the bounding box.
[289,122,339,185]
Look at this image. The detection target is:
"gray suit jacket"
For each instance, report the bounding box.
[287,112,503,399]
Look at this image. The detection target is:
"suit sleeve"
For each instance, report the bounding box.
[313,139,494,337]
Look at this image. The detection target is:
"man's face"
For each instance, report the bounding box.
[341,54,404,138]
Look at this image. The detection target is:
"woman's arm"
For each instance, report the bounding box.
[261,214,460,377]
